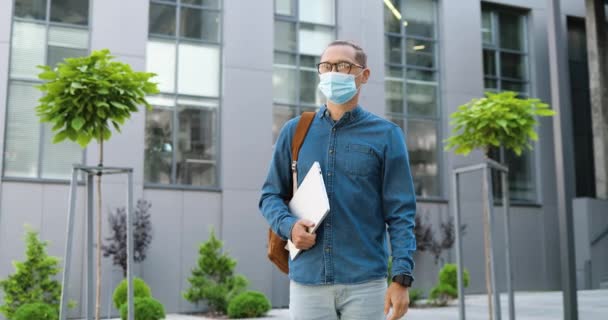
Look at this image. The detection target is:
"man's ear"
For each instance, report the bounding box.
[361,68,371,84]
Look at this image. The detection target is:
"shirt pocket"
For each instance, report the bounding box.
[347,143,378,176]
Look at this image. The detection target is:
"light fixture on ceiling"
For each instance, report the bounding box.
[383,0,402,20]
[413,45,426,51]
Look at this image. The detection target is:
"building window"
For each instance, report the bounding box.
[384,0,440,198]
[272,0,336,141]
[144,0,221,187]
[3,0,89,180]
[482,5,536,202]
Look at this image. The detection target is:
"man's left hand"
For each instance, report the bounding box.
[384,282,410,320]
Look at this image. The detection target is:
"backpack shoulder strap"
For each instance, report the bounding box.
[290,112,315,195]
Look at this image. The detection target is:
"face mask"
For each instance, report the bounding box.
[318,71,364,105]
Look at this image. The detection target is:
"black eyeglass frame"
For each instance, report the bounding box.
[316,61,366,74]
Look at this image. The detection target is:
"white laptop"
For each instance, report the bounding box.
[286,162,330,260]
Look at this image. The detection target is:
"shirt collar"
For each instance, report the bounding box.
[318,104,363,122]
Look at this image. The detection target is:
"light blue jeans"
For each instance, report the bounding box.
[289,278,387,320]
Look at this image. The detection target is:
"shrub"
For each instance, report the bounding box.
[429,263,470,306]
[13,302,58,320]
[119,297,165,320]
[183,229,248,314]
[0,229,61,319]
[227,291,271,318]
[113,277,152,309]
[409,288,424,307]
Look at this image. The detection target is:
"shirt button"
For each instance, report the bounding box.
[328,172,332,176]
[332,128,336,132]
[329,149,334,154]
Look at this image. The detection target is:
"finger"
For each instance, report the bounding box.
[389,307,404,320]
[299,219,316,228]
[384,293,391,315]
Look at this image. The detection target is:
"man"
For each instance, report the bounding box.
[259,40,416,320]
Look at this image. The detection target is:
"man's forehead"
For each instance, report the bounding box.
[320,45,357,62]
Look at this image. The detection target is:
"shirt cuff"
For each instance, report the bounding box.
[391,258,414,281]
[279,215,299,241]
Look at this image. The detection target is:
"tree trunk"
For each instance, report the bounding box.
[95,134,103,320]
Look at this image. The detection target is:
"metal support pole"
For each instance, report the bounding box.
[483,167,501,320]
[126,171,135,320]
[502,171,515,320]
[453,173,466,320]
[59,169,79,320]
[547,0,579,318]
[86,173,95,320]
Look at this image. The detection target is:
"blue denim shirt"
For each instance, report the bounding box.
[259,105,416,285]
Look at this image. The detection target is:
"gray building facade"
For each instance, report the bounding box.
[0,0,606,318]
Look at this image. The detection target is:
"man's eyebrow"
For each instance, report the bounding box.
[319,59,355,64]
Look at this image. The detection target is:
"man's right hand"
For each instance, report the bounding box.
[291,219,316,250]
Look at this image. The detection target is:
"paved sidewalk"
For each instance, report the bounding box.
[105,289,607,319]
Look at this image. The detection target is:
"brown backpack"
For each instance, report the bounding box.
[267,112,316,274]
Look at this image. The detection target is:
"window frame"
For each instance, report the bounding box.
[2,0,90,182]
[384,0,443,200]
[272,0,338,141]
[144,0,223,190]
[482,3,539,205]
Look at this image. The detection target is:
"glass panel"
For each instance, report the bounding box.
[484,78,498,90]
[502,80,527,94]
[182,0,219,8]
[385,35,402,65]
[386,79,404,114]
[386,65,403,78]
[176,104,217,186]
[483,49,497,76]
[403,0,435,38]
[407,81,437,117]
[177,43,220,96]
[3,82,41,178]
[144,108,173,184]
[407,68,436,82]
[499,12,524,51]
[482,10,493,44]
[384,0,402,34]
[14,0,47,20]
[300,55,318,69]
[407,120,439,197]
[47,26,88,67]
[299,0,335,25]
[272,66,297,104]
[500,52,526,80]
[50,0,89,25]
[388,116,405,133]
[10,22,46,80]
[507,149,535,202]
[149,3,176,36]
[274,20,297,52]
[406,38,434,68]
[300,69,323,105]
[299,24,334,56]
[275,0,294,16]
[273,105,297,143]
[40,123,83,179]
[180,7,220,42]
[274,51,296,65]
[146,40,176,93]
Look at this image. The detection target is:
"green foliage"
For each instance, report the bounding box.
[429,263,470,306]
[408,288,424,307]
[35,49,159,148]
[0,229,61,319]
[13,302,58,320]
[444,91,554,156]
[112,277,152,310]
[227,291,271,318]
[119,297,165,320]
[183,229,249,314]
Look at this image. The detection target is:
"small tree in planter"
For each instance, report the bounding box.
[184,229,249,316]
[102,199,154,277]
[36,49,158,320]
[444,91,554,319]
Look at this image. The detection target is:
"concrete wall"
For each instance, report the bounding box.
[574,198,608,289]
[0,0,592,318]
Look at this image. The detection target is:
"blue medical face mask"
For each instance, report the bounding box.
[318,71,364,105]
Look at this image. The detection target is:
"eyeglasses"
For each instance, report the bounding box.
[316,61,365,74]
